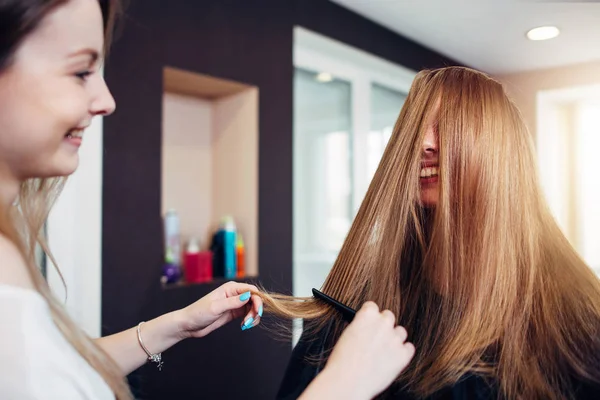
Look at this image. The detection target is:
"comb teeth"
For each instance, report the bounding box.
[312,288,356,322]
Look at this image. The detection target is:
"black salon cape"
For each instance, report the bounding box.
[276,322,600,400]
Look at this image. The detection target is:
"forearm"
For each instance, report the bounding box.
[298,368,364,400]
[95,311,185,376]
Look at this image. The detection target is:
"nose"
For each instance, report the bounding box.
[90,74,116,116]
[422,124,438,155]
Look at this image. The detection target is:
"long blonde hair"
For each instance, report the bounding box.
[0,1,132,398]
[262,66,600,399]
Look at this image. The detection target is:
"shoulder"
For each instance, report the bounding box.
[572,375,600,400]
[0,233,35,290]
[0,285,111,399]
[0,286,55,398]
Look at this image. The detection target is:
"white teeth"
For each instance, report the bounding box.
[420,166,439,178]
[66,130,83,138]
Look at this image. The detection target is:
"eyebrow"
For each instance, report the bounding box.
[68,48,100,65]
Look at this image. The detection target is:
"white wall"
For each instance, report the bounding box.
[498,60,600,143]
[47,99,103,338]
[162,93,214,246]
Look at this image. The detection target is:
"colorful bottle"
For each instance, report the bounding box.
[162,209,182,283]
[236,234,245,278]
[183,237,200,283]
[221,216,237,279]
[162,245,181,284]
[164,209,181,267]
[161,261,181,284]
[210,230,224,278]
[197,251,213,283]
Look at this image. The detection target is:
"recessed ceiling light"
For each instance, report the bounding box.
[526,26,560,41]
[316,72,333,82]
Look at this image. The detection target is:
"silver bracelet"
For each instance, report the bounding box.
[136,321,163,371]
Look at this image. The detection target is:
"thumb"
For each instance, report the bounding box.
[211,291,251,315]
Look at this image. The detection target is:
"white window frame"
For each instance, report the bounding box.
[537,83,600,275]
[293,26,417,266]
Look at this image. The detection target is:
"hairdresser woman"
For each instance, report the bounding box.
[0,0,415,399]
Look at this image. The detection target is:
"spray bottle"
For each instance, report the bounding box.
[221,216,237,279]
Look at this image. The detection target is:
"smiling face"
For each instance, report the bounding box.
[419,105,439,207]
[0,0,115,184]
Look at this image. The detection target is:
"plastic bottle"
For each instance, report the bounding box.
[162,209,182,284]
[184,237,200,283]
[236,234,245,278]
[210,230,224,278]
[164,209,181,267]
[221,216,237,279]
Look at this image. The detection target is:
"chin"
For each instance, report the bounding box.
[48,155,80,177]
[420,191,439,207]
[421,200,438,208]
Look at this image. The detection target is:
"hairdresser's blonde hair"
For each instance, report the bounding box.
[0,1,132,398]
[1,180,132,399]
[262,66,600,399]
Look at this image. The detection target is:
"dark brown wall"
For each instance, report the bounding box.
[102,1,461,399]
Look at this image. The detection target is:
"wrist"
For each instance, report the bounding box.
[312,366,366,400]
[141,311,187,354]
[165,309,190,342]
[169,308,191,341]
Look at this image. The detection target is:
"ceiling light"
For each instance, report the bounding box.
[526,26,560,41]
[316,72,333,82]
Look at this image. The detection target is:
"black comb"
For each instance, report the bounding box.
[312,288,356,322]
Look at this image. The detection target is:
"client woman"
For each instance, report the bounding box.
[265,66,600,400]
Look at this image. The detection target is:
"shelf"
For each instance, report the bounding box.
[161,276,259,291]
[161,66,259,278]
[158,276,262,313]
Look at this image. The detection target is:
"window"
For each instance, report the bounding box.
[537,85,600,274]
[292,27,416,303]
[294,68,352,255]
[368,83,407,184]
[575,101,600,271]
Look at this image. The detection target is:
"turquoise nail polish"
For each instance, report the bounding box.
[258,305,263,317]
[241,317,254,331]
[240,291,251,301]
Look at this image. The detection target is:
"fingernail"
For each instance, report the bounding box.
[258,305,263,317]
[241,317,254,331]
[240,291,251,301]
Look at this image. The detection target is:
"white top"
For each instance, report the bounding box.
[0,285,114,399]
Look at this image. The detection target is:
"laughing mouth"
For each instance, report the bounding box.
[65,128,85,139]
[420,166,438,178]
